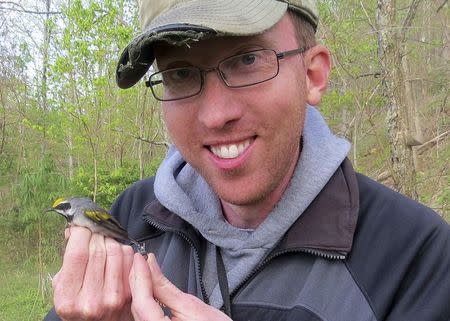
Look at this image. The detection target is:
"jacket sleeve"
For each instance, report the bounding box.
[42,308,61,321]
[348,174,450,321]
[384,218,450,321]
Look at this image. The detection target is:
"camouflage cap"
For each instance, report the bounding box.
[116,0,318,89]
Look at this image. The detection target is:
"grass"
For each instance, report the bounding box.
[0,260,60,321]
[0,203,64,321]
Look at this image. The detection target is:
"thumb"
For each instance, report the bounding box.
[51,271,60,289]
[147,253,185,300]
[147,253,203,312]
[129,253,166,319]
[148,254,232,321]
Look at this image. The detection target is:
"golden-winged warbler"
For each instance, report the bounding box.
[47,197,146,256]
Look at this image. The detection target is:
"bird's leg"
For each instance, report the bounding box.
[129,238,148,260]
[136,242,148,260]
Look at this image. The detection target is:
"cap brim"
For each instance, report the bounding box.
[116,0,289,89]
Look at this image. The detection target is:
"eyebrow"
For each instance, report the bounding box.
[155,40,272,71]
[160,60,194,70]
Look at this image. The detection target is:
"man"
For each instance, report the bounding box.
[44,1,450,320]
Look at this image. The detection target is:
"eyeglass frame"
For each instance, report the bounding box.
[145,47,309,102]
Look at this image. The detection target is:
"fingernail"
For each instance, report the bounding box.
[147,253,155,266]
[147,253,159,274]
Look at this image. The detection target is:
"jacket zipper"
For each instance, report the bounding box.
[144,215,347,307]
[143,216,209,304]
[230,248,346,299]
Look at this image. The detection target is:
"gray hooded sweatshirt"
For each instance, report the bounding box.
[154,105,350,308]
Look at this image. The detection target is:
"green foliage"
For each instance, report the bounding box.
[71,154,164,208]
[0,0,165,319]
[437,179,450,206]
[72,163,140,208]
[0,154,15,178]
[145,154,165,177]
[15,156,67,203]
[6,157,69,262]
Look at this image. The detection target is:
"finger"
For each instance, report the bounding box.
[81,233,107,294]
[51,271,60,290]
[147,253,188,310]
[56,227,92,295]
[121,245,134,299]
[72,233,107,319]
[64,227,71,240]
[129,253,166,320]
[102,238,125,312]
[147,254,231,321]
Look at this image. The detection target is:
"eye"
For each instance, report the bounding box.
[55,202,71,211]
[240,53,256,65]
[220,51,265,72]
[167,68,194,82]
[174,68,191,79]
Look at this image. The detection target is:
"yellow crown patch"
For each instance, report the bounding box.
[52,197,66,208]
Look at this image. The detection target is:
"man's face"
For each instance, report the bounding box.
[155,14,309,209]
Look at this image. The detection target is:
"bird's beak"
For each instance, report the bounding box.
[45,208,55,213]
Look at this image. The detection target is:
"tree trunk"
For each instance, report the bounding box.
[138,89,147,180]
[93,156,98,202]
[376,0,419,199]
[0,87,6,156]
[38,0,52,159]
[68,130,74,180]
[352,114,358,169]
[41,0,51,112]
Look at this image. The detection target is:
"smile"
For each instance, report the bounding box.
[210,139,252,159]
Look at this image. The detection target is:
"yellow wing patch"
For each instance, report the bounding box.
[52,197,66,208]
[84,210,111,222]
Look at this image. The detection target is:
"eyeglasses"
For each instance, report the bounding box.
[145,47,308,101]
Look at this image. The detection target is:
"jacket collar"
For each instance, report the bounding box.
[143,158,359,258]
[274,158,359,257]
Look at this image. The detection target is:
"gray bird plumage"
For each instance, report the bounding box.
[47,197,146,256]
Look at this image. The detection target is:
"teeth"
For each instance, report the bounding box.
[228,145,238,158]
[211,139,251,159]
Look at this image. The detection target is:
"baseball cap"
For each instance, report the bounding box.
[116,0,318,89]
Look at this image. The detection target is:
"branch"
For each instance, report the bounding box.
[417,130,450,155]
[401,0,422,43]
[135,135,169,147]
[360,1,377,33]
[68,111,97,155]
[377,170,392,182]
[437,0,448,12]
[111,127,169,147]
[356,72,381,79]
[0,1,61,14]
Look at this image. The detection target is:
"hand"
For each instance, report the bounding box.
[129,253,232,321]
[52,227,135,321]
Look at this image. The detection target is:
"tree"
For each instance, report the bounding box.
[376,0,423,199]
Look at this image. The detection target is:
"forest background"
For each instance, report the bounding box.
[0,0,448,319]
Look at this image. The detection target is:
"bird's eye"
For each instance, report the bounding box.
[54,202,71,211]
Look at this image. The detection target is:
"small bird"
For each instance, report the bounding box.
[47,197,147,257]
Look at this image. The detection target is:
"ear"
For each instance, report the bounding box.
[304,45,331,106]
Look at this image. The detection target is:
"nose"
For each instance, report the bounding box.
[197,70,243,130]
